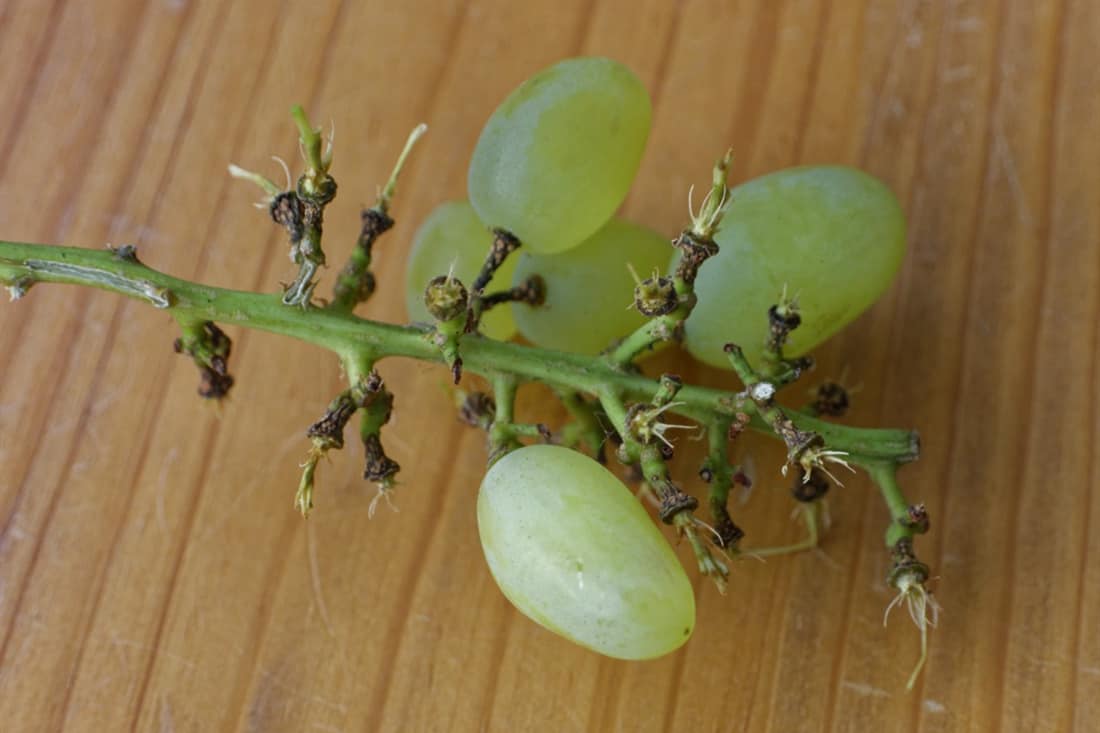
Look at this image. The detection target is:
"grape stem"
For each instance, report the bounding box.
[757,287,815,382]
[605,150,732,367]
[330,124,426,314]
[596,387,730,590]
[482,373,550,465]
[0,239,918,468]
[555,389,608,462]
[702,414,744,550]
[747,502,822,558]
[867,460,929,547]
[278,106,338,307]
[465,229,522,334]
[478,275,545,312]
[487,374,521,464]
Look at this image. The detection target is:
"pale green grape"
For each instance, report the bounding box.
[684,165,907,368]
[511,218,671,354]
[468,57,651,254]
[404,200,517,340]
[477,444,694,660]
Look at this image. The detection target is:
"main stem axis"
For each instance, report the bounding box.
[0,241,917,466]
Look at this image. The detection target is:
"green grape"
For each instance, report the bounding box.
[404,200,517,340]
[683,165,907,368]
[467,57,652,254]
[511,218,671,355]
[477,444,694,660]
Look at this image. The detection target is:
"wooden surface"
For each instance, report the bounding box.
[0,1,1096,731]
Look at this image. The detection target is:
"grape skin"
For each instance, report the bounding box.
[477,444,695,660]
[510,218,672,355]
[468,57,652,254]
[404,200,517,340]
[683,165,907,369]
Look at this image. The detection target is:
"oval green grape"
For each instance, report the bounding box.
[404,200,517,340]
[510,218,671,355]
[468,57,652,254]
[683,165,907,368]
[477,444,695,660]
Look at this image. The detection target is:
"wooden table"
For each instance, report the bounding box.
[1,1,1095,731]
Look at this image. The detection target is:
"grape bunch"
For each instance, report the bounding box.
[402,57,909,660]
[0,55,931,683]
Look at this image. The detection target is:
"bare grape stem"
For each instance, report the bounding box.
[0,240,917,469]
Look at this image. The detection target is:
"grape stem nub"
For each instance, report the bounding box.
[172,319,234,400]
[757,286,816,384]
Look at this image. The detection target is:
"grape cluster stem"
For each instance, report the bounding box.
[0,241,919,471]
[0,110,935,687]
[605,151,733,368]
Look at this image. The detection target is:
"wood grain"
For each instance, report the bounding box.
[0,1,1096,731]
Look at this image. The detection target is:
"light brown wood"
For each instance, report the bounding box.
[1,1,1096,730]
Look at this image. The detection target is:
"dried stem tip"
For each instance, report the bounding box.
[633,275,678,317]
[672,231,720,285]
[457,390,496,429]
[425,275,469,321]
[173,321,234,400]
[791,465,831,503]
[363,433,400,483]
[481,275,545,311]
[885,537,940,690]
[809,381,851,417]
[306,391,359,450]
[472,229,522,294]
